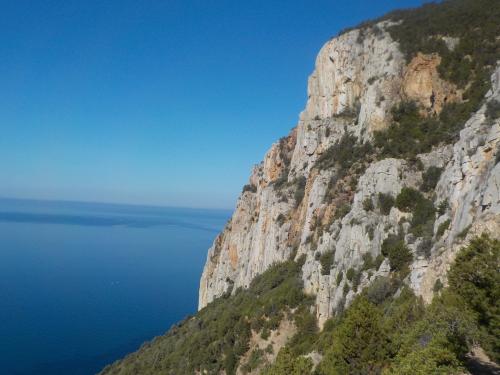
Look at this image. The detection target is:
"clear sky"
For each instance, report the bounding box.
[1,0,425,209]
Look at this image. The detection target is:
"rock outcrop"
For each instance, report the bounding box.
[199,21,500,329]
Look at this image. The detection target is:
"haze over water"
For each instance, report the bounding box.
[0,198,230,375]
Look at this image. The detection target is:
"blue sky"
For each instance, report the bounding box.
[0,0,424,209]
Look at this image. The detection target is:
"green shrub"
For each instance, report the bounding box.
[317,297,389,375]
[486,99,500,120]
[364,276,395,305]
[396,187,423,212]
[241,349,264,374]
[336,271,343,286]
[361,253,374,271]
[313,133,372,177]
[421,166,442,192]
[447,234,500,362]
[436,219,451,239]
[319,250,335,275]
[367,225,375,241]
[381,234,413,272]
[343,283,350,296]
[373,101,440,159]
[261,347,312,375]
[346,267,356,281]
[386,292,478,375]
[362,197,374,211]
[433,279,443,293]
[334,203,351,220]
[242,184,257,193]
[352,270,362,292]
[374,254,384,270]
[272,174,289,190]
[437,199,449,216]
[276,213,286,226]
[417,237,433,258]
[394,187,436,237]
[293,176,307,207]
[286,305,319,357]
[409,197,436,237]
[378,192,395,215]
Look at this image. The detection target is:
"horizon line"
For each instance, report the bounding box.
[0,195,234,212]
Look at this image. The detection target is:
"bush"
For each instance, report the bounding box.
[421,166,442,192]
[367,225,375,241]
[364,276,396,305]
[293,176,307,207]
[313,133,372,177]
[486,99,500,120]
[381,234,413,272]
[394,187,436,237]
[386,292,478,375]
[378,192,395,215]
[334,203,351,220]
[336,271,343,286]
[320,250,335,275]
[272,174,288,190]
[317,297,389,375]
[361,253,375,271]
[362,197,374,211]
[346,267,356,281]
[437,199,449,216]
[447,234,500,362]
[352,270,362,292]
[286,306,319,357]
[409,197,436,238]
[436,219,451,239]
[417,237,433,258]
[240,349,264,374]
[261,347,312,375]
[433,279,443,293]
[343,283,350,297]
[396,187,423,212]
[276,213,286,226]
[242,184,257,193]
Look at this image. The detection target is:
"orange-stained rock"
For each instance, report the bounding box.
[403,53,461,115]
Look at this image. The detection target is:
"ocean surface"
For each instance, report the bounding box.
[0,198,231,375]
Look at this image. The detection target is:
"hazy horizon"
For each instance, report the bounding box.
[0,195,235,211]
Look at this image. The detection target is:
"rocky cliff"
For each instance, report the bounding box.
[100,2,500,374]
[198,19,500,328]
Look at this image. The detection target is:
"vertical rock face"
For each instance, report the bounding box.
[402,52,461,115]
[198,21,500,326]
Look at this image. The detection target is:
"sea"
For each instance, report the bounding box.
[0,198,231,375]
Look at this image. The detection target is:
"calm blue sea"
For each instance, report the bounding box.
[0,198,230,375]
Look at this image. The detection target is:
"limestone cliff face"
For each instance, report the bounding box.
[198,22,500,327]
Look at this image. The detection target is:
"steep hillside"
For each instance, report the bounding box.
[101,0,500,374]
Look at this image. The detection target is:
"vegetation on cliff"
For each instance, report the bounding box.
[100,257,315,375]
[264,234,500,375]
[373,0,500,160]
[101,235,499,375]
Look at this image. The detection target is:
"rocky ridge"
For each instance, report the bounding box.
[198,21,500,328]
